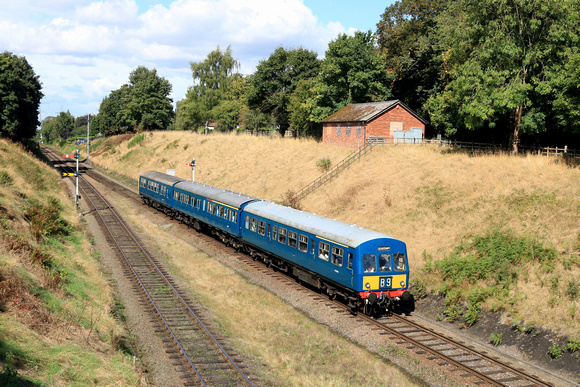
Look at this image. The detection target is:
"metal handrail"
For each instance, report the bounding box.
[294,141,373,201]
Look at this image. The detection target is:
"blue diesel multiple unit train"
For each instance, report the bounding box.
[139,170,412,314]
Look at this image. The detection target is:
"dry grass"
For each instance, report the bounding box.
[89,132,580,338]
[0,139,138,385]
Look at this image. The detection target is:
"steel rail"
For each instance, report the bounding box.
[46,147,252,386]
[77,179,252,386]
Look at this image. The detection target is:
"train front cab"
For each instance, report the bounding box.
[355,239,411,314]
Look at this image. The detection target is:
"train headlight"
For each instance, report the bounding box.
[365,282,370,289]
[400,281,406,287]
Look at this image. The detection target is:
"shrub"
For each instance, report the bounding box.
[0,170,12,186]
[489,333,502,346]
[567,339,580,353]
[24,197,72,241]
[127,133,145,149]
[281,190,301,210]
[566,279,579,300]
[548,342,566,359]
[464,303,481,326]
[316,157,332,172]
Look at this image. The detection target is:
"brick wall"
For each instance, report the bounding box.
[366,105,425,141]
[322,121,367,148]
[322,105,425,148]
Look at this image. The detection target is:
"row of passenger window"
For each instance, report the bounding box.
[245,215,353,270]
[141,179,169,197]
[173,191,238,223]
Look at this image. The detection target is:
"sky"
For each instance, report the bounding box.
[0,0,394,121]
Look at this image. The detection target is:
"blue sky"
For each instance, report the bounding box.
[0,0,394,120]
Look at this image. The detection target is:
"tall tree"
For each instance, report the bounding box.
[0,51,43,141]
[248,46,320,135]
[311,31,392,122]
[176,45,241,130]
[92,67,173,135]
[376,0,449,117]
[426,0,578,152]
[127,66,174,131]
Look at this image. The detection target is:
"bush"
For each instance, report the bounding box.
[489,332,502,346]
[316,157,332,172]
[24,197,72,241]
[127,133,145,149]
[0,170,12,186]
[549,342,566,359]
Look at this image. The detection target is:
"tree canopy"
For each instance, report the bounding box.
[0,51,43,141]
[311,31,392,122]
[176,45,241,131]
[424,0,579,151]
[248,46,320,134]
[91,67,173,136]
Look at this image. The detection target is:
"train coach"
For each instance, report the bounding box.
[139,170,412,315]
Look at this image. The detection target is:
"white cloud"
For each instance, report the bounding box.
[1,0,349,117]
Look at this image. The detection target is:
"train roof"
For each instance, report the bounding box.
[175,180,260,209]
[141,171,185,186]
[244,200,400,248]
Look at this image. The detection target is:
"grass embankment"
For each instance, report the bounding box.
[83,132,579,357]
[0,140,139,386]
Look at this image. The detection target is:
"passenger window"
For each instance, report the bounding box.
[207,202,213,213]
[272,225,277,241]
[310,240,315,254]
[298,235,308,252]
[214,205,219,215]
[258,220,265,236]
[394,253,406,271]
[197,199,201,209]
[174,191,179,200]
[140,178,146,188]
[379,254,392,272]
[278,228,287,244]
[232,211,237,222]
[245,215,249,229]
[318,242,329,261]
[288,231,297,248]
[363,254,377,273]
[331,247,343,267]
[348,253,353,269]
[219,206,224,218]
[250,218,257,232]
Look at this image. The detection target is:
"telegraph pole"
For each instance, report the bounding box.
[86,113,93,164]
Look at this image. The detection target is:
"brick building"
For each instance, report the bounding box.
[321,100,427,148]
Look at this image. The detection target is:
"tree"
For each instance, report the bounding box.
[176,45,241,130]
[376,0,449,118]
[426,0,578,152]
[311,31,392,122]
[248,46,320,135]
[55,111,74,140]
[0,51,43,141]
[288,78,320,137]
[92,67,173,135]
[127,66,174,131]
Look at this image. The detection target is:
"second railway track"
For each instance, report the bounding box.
[44,147,254,387]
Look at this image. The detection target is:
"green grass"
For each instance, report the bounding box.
[127,133,145,149]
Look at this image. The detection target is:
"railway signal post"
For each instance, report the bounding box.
[186,158,196,182]
[63,151,80,207]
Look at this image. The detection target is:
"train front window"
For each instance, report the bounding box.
[379,254,392,272]
[394,253,406,271]
[363,254,377,273]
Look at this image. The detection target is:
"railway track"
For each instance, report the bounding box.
[44,148,572,386]
[44,147,254,387]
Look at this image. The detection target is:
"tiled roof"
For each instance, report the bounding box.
[322,100,427,124]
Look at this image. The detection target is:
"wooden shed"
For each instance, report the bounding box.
[321,100,427,148]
